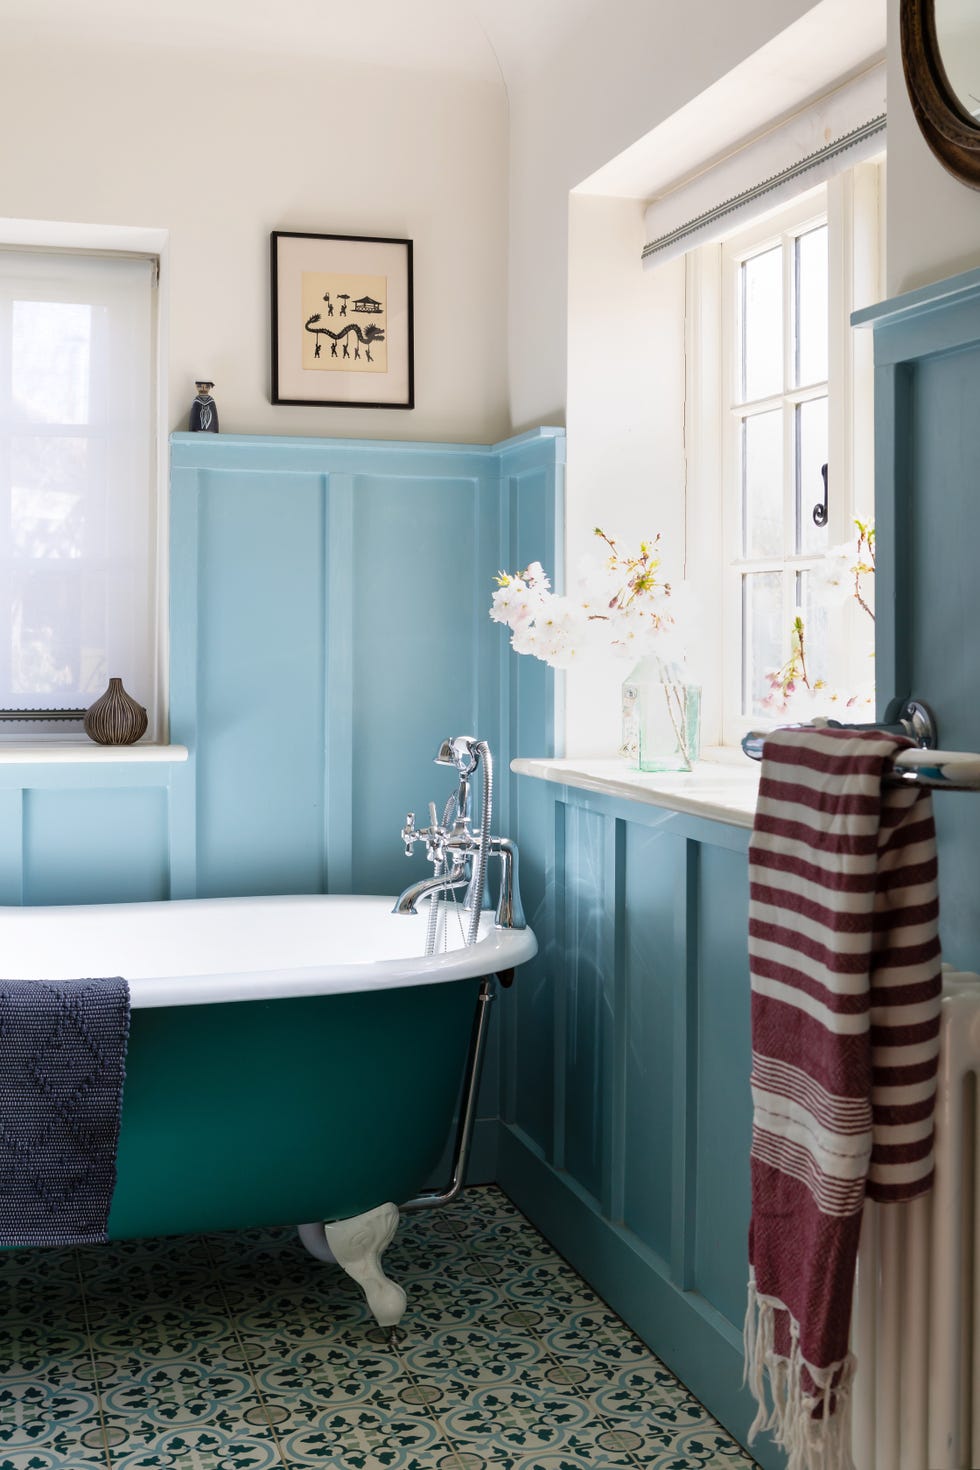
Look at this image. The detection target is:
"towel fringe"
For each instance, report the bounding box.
[744,1272,857,1470]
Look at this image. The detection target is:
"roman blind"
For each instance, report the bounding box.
[0,248,156,728]
[642,62,885,267]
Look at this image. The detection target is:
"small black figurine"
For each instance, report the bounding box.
[189,380,219,432]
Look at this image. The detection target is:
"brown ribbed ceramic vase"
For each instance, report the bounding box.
[84,677,148,745]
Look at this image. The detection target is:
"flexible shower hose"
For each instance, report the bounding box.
[466,741,492,949]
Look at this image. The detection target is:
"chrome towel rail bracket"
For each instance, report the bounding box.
[740,697,980,791]
[881,696,937,748]
[741,696,938,765]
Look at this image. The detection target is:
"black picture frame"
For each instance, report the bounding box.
[271,231,414,408]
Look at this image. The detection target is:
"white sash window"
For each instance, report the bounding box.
[0,249,157,737]
[683,159,882,747]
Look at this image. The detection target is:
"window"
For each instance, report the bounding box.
[0,248,157,738]
[685,162,882,746]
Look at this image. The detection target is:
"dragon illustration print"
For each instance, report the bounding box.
[301,272,388,372]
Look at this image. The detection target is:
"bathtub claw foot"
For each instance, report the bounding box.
[323,1201,407,1329]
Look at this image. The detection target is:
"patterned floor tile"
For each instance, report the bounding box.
[0,1375,102,1453]
[248,1338,405,1409]
[277,1405,442,1468]
[435,1382,648,1467]
[0,1187,762,1470]
[401,1282,508,1333]
[100,1360,257,1430]
[0,1448,110,1470]
[496,1259,600,1317]
[85,1310,235,1365]
[401,1324,551,1388]
[0,1248,84,1321]
[232,1288,368,1346]
[0,1328,92,1381]
[111,1423,281,1469]
[637,1426,761,1468]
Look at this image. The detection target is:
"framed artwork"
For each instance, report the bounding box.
[271,231,414,409]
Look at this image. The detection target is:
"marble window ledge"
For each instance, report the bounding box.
[511,753,761,829]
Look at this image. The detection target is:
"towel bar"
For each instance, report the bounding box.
[742,697,980,791]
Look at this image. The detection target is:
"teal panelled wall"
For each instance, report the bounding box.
[0,763,180,908]
[497,792,777,1467]
[855,268,980,970]
[169,429,561,904]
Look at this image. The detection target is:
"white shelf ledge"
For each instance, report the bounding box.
[0,743,189,765]
[510,755,760,829]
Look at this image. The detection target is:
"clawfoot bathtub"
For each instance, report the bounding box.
[0,893,536,1327]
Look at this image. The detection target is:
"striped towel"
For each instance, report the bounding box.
[744,728,942,1470]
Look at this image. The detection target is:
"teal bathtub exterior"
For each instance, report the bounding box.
[108,978,481,1239]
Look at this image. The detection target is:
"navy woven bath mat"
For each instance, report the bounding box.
[0,977,130,1246]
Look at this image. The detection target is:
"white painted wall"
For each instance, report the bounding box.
[505,0,821,435]
[565,198,687,754]
[0,39,509,442]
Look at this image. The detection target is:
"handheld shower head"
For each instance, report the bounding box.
[434,736,481,774]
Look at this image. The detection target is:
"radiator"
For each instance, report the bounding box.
[852,969,980,1470]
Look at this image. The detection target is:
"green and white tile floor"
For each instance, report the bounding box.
[0,1186,759,1470]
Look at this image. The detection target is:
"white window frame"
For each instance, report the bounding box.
[684,159,883,750]
[0,221,169,743]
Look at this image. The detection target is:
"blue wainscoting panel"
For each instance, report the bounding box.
[855,270,980,970]
[168,430,564,909]
[622,821,684,1266]
[0,789,24,905]
[350,471,488,897]
[193,468,328,897]
[693,840,754,1331]
[499,787,781,1470]
[561,803,615,1203]
[496,432,565,1161]
[23,787,171,906]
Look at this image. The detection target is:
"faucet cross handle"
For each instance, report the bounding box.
[425,801,449,864]
[402,812,419,856]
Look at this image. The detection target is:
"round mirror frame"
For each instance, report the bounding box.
[902,0,980,189]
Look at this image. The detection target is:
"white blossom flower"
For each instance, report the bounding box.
[489,531,683,672]
[808,543,859,610]
[523,561,551,590]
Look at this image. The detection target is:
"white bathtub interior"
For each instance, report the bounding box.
[0,894,538,1008]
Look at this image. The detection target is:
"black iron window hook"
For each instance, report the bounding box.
[813,462,829,527]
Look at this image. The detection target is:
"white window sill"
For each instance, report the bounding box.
[510,752,760,829]
[0,742,189,765]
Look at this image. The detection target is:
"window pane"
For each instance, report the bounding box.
[743,570,783,715]
[9,437,92,559]
[743,409,783,559]
[796,396,829,556]
[5,564,116,699]
[795,569,829,690]
[741,245,782,402]
[0,251,154,723]
[12,301,92,425]
[795,225,828,387]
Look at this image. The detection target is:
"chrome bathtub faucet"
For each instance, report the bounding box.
[393,736,525,934]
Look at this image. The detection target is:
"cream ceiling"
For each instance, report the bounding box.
[0,0,601,87]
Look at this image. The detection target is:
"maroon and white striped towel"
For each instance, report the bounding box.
[744,728,942,1470]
